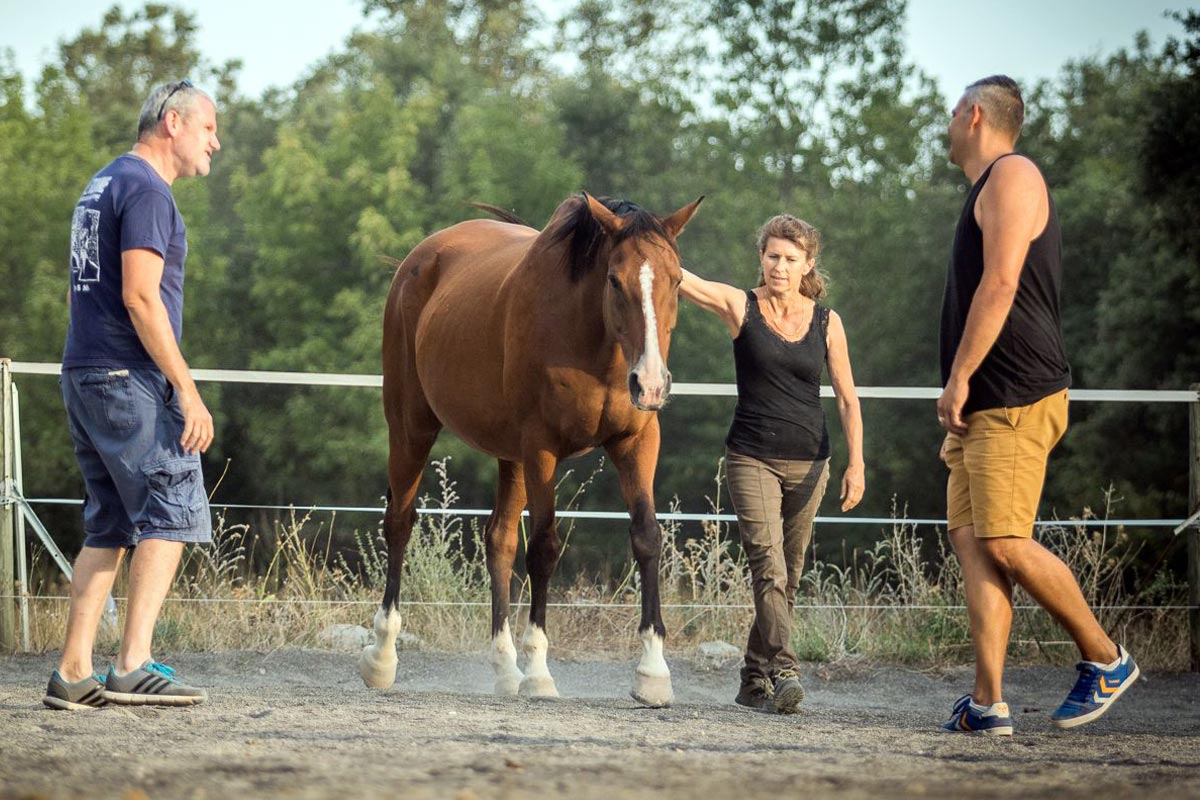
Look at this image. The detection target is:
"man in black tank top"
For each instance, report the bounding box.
[936,76,1137,736]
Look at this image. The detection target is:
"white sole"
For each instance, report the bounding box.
[940,723,1013,736]
[1051,663,1140,729]
[43,696,103,711]
[102,690,205,706]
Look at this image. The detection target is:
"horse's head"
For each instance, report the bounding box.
[583,193,704,411]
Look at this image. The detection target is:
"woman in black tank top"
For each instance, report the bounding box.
[679,214,865,714]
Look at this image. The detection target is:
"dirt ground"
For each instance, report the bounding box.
[1,646,1198,800]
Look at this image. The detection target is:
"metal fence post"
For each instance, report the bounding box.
[1,359,16,652]
[1189,383,1200,672]
[14,382,30,651]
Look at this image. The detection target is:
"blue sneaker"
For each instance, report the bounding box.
[941,694,1013,736]
[1051,645,1139,729]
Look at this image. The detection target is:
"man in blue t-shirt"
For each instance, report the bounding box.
[43,81,221,711]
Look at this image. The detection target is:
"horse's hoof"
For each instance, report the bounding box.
[359,645,398,689]
[631,673,674,708]
[494,670,524,697]
[518,674,559,698]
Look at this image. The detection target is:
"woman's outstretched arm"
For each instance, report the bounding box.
[679,267,748,337]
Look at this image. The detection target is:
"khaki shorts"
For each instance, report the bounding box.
[944,389,1068,538]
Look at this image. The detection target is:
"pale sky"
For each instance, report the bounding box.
[1,0,1192,104]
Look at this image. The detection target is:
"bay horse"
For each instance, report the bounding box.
[359,192,703,707]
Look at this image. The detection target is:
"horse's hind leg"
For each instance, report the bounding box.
[487,459,527,695]
[360,423,439,689]
[518,448,561,697]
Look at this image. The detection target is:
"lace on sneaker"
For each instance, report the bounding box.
[1065,662,1100,704]
[146,662,179,683]
[772,668,800,681]
[750,677,774,696]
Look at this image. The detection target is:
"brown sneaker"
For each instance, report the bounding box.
[771,668,805,714]
[734,676,775,712]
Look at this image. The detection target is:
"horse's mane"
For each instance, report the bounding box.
[472,194,678,282]
[549,195,678,282]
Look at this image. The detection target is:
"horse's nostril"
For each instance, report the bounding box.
[664,372,672,396]
[629,372,641,398]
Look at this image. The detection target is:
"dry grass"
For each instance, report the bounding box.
[19,461,1190,669]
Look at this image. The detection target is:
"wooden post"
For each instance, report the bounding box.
[1190,383,1200,672]
[0,359,16,652]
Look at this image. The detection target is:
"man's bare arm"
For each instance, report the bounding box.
[122,247,213,453]
[937,156,1047,433]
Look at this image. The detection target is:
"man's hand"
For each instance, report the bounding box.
[177,386,214,454]
[840,462,865,511]
[937,376,970,435]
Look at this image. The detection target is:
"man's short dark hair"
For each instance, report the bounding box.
[963,75,1024,141]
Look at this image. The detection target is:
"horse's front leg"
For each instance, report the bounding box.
[518,447,561,697]
[607,419,673,708]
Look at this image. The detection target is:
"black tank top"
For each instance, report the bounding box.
[726,291,830,461]
[940,154,1071,415]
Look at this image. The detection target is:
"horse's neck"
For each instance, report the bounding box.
[516,235,621,368]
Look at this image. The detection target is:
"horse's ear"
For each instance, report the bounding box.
[583,192,624,235]
[662,195,705,239]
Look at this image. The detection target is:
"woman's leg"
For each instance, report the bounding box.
[781,459,831,609]
[725,451,789,684]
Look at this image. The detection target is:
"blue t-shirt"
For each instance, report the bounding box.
[62,153,187,369]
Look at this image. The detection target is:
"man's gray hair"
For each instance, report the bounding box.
[136,81,207,141]
[963,75,1024,141]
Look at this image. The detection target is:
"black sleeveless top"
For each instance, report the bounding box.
[940,155,1071,415]
[726,290,831,461]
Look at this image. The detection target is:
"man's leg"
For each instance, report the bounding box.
[115,538,185,674]
[981,537,1117,664]
[948,526,1012,705]
[58,546,127,682]
[970,390,1117,665]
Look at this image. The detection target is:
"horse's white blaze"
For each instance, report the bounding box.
[359,606,401,688]
[518,623,559,697]
[633,261,667,405]
[490,619,524,696]
[631,628,673,708]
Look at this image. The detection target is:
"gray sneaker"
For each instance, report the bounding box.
[103,660,207,706]
[771,668,805,714]
[43,670,107,710]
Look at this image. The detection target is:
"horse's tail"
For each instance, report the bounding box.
[467,202,532,228]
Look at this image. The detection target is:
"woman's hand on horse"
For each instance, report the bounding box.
[840,463,865,511]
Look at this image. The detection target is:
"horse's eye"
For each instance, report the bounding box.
[608,274,621,291]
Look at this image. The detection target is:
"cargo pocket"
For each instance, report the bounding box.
[142,457,206,530]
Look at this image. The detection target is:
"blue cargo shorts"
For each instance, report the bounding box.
[61,366,212,548]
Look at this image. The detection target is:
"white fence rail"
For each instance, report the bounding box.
[9,361,1200,402]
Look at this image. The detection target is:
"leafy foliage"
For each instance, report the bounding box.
[2,2,1193,589]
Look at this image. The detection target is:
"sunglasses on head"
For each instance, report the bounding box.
[157,80,194,120]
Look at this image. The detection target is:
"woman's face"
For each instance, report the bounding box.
[759,236,813,295]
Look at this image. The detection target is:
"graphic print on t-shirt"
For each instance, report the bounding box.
[70,205,102,285]
[80,176,111,203]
